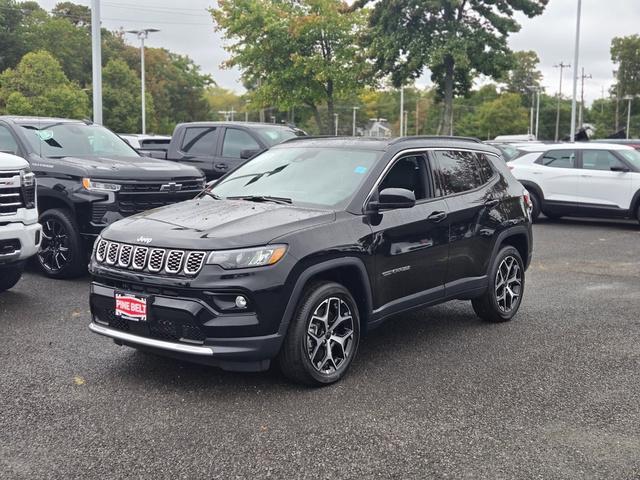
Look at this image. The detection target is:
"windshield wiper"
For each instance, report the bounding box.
[227,195,292,205]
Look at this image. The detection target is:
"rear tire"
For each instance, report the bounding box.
[472,246,525,323]
[543,211,563,220]
[529,191,541,222]
[278,281,360,386]
[37,208,86,279]
[0,264,24,292]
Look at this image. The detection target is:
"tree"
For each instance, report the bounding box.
[0,0,45,73]
[212,0,372,134]
[474,93,529,139]
[611,35,640,97]
[102,59,155,133]
[503,50,543,96]
[0,50,88,117]
[355,0,548,134]
[51,2,91,27]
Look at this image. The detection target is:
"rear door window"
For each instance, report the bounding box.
[431,150,484,195]
[181,127,218,156]
[537,150,576,168]
[222,129,261,158]
[581,150,626,171]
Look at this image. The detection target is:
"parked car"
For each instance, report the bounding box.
[119,134,171,157]
[507,142,640,222]
[0,152,42,292]
[88,136,533,385]
[156,122,306,180]
[0,116,205,278]
[592,139,640,151]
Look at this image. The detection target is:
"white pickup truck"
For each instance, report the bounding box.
[0,152,41,292]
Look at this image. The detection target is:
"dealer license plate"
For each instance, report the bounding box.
[114,292,148,322]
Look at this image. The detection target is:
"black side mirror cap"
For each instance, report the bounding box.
[240,149,261,160]
[368,188,416,212]
[610,166,630,172]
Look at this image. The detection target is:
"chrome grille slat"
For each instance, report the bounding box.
[95,242,205,276]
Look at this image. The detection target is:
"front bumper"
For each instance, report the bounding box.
[0,217,42,265]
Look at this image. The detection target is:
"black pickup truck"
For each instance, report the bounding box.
[152,122,305,181]
[0,116,205,278]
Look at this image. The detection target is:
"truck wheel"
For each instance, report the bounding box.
[278,281,360,386]
[472,246,525,323]
[37,208,86,279]
[0,264,24,292]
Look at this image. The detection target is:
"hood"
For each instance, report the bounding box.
[102,198,336,250]
[37,155,202,180]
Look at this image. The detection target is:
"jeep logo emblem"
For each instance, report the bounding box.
[136,236,152,244]
[160,182,182,193]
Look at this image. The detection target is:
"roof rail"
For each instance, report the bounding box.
[280,135,342,144]
[390,135,482,145]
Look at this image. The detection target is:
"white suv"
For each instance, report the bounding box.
[0,152,42,292]
[508,143,640,223]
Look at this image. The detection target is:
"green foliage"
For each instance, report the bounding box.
[474,93,529,139]
[357,0,548,133]
[502,51,543,96]
[211,0,372,133]
[0,50,88,117]
[101,59,155,133]
[611,35,640,97]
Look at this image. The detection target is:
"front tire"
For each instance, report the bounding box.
[278,281,361,386]
[0,264,24,292]
[472,246,525,323]
[37,208,86,279]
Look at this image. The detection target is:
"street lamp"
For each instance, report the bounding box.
[352,106,359,136]
[90,0,102,124]
[245,100,251,122]
[623,95,636,139]
[126,28,160,135]
[569,0,583,142]
[527,85,540,140]
[334,113,339,136]
[554,62,570,142]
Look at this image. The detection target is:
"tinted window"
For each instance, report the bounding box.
[432,150,483,195]
[222,129,260,158]
[0,125,18,155]
[181,127,217,155]
[253,126,301,146]
[476,154,495,182]
[212,147,380,208]
[379,156,427,200]
[538,150,576,168]
[619,149,640,170]
[582,150,625,171]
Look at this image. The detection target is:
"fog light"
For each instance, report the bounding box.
[235,295,248,309]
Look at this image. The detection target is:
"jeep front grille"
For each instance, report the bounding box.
[94,239,206,276]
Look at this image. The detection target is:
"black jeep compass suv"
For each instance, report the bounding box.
[89,136,533,385]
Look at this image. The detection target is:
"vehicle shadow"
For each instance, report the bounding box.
[106,302,484,393]
[537,215,639,230]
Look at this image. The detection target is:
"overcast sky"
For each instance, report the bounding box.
[37,0,640,105]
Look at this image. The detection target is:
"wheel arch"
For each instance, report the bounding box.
[280,258,373,337]
[491,226,531,271]
[38,192,76,215]
[518,180,544,201]
[630,189,640,219]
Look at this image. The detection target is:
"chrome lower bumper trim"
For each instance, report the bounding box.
[89,322,214,356]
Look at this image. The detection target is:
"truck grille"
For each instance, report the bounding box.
[95,239,206,276]
[0,171,24,216]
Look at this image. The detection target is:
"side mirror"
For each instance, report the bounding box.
[368,188,416,211]
[240,149,261,160]
[611,166,630,172]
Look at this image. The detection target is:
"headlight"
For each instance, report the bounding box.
[82,178,121,192]
[206,245,287,269]
[20,168,36,187]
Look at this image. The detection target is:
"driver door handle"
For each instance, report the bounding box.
[427,211,447,223]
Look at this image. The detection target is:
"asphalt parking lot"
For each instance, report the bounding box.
[1,218,639,479]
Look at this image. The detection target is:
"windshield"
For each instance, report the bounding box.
[618,149,640,170]
[253,126,304,147]
[211,147,381,208]
[20,122,139,158]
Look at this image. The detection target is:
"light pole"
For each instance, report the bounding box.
[535,88,541,140]
[527,85,540,139]
[244,100,250,122]
[352,107,359,136]
[334,113,339,136]
[554,61,570,141]
[399,86,404,137]
[90,0,102,124]
[126,28,160,134]
[623,95,635,139]
[569,0,582,142]
[578,68,592,128]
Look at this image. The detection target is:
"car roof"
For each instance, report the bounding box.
[517,142,636,153]
[0,115,88,124]
[176,121,297,130]
[274,136,501,154]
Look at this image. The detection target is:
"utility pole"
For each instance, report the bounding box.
[90,0,102,124]
[404,111,408,136]
[535,88,540,140]
[554,61,570,141]
[399,86,404,137]
[126,28,160,134]
[415,93,420,135]
[334,113,339,136]
[352,107,359,136]
[578,68,592,128]
[569,0,582,142]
